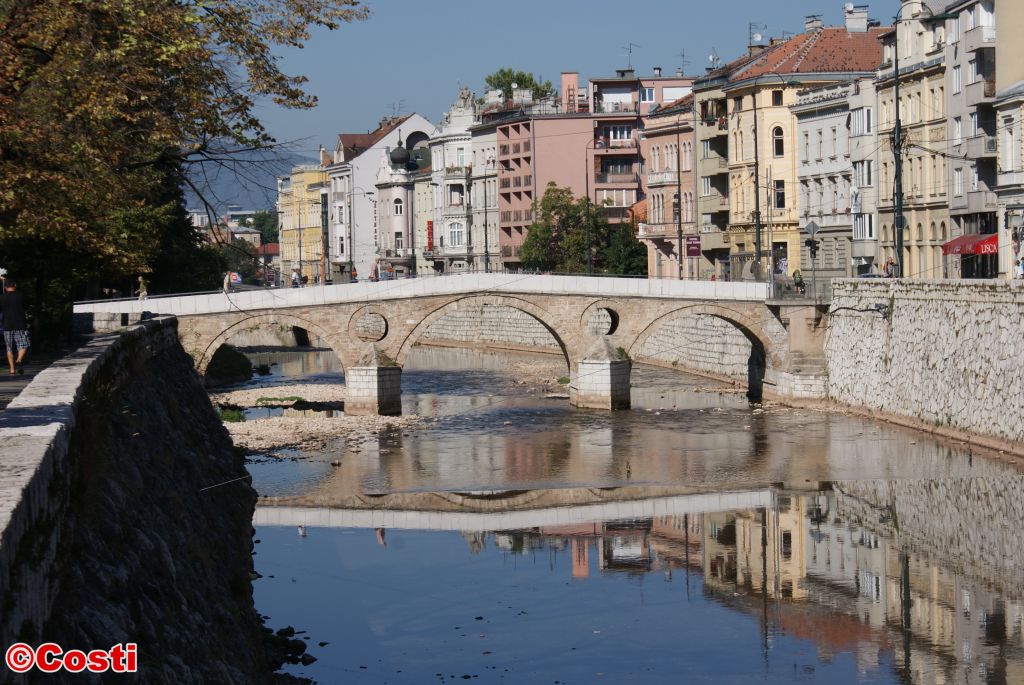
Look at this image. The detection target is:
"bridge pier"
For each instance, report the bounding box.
[344,346,402,416]
[570,338,632,411]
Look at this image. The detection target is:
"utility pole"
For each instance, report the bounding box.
[752,85,763,280]
[483,161,491,273]
[892,19,905,278]
[584,140,594,275]
[675,113,684,280]
[320,194,330,284]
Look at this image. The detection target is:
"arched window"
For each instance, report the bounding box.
[448,222,464,247]
[652,146,660,172]
[772,126,784,157]
[394,198,404,216]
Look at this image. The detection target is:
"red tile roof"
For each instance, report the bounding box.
[336,115,413,162]
[732,27,889,82]
[256,243,280,257]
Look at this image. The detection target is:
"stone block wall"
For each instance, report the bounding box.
[826,279,1024,445]
[573,359,632,410]
[345,366,402,416]
[420,303,562,352]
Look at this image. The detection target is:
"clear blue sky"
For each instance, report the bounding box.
[259,0,900,155]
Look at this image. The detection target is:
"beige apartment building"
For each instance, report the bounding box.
[876,1,949,278]
[725,11,886,281]
[994,0,1024,278]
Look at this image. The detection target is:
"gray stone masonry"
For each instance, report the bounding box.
[346,367,403,416]
[826,279,1024,445]
[571,338,632,410]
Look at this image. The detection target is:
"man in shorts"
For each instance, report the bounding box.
[2,280,29,374]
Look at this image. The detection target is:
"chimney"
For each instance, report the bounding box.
[804,15,823,31]
[653,66,662,77]
[844,4,869,33]
[678,67,685,77]
[319,145,331,166]
[561,72,579,113]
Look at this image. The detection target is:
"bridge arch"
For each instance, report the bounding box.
[194,312,346,376]
[627,303,788,399]
[394,294,577,369]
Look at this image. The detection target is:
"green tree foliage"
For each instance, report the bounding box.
[219,238,259,281]
[483,68,555,101]
[0,0,368,342]
[520,183,647,276]
[251,211,279,244]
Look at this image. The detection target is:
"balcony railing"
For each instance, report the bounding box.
[638,221,675,237]
[965,134,997,159]
[596,172,638,184]
[594,137,637,150]
[964,24,996,53]
[646,171,677,185]
[500,245,523,258]
[966,77,996,101]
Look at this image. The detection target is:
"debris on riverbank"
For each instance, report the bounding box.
[210,383,347,408]
[225,414,422,452]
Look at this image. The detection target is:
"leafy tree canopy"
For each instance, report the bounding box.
[251,211,279,244]
[520,183,647,277]
[483,68,555,101]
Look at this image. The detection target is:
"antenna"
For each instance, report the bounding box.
[678,50,691,74]
[708,48,721,69]
[387,100,406,117]
[749,22,767,45]
[620,41,642,69]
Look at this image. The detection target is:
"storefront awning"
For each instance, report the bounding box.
[941,233,998,256]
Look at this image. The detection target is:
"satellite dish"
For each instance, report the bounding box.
[844,2,855,11]
[753,33,763,43]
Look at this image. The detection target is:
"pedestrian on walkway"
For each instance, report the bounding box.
[291,269,301,288]
[2,280,29,375]
[135,275,148,301]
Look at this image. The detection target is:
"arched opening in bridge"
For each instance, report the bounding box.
[630,309,769,401]
[201,315,345,388]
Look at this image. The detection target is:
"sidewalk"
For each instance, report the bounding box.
[0,354,59,412]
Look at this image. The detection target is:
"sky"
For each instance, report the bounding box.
[258,0,901,159]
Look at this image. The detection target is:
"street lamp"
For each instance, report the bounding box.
[582,136,601,275]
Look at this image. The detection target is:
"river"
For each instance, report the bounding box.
[230,346,1024,684]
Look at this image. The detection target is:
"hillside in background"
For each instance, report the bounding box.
[184,150,319,215]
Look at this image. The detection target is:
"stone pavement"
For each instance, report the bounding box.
[0,354,58,412]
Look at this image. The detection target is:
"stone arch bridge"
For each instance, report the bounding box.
[73,274,826,413]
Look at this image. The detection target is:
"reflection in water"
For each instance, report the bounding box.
[244,346,1024,683]
[256,482,1024,684]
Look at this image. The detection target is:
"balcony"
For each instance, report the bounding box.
[594,137,637,152]
[600,206,633,221]
[966,189,998,213]
[700,116,729,132]
[381,248,412,261]
[444,165,470,178]
[500,244,522,258]
[638,221,675,238]
[499,178,511,190]
[700,191,729,212]
[965,77,996,103]
[965,134,997,160]
[596,172,639,185]
[964,24,996,53]
[698,226,728,250]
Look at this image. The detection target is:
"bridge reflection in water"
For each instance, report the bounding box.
[256,480,1024,684]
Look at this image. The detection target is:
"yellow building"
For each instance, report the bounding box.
[722,17,887,280]
[277,164,328,283]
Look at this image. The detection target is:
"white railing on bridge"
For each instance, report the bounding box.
[252,489,772,532]
[73,273,772,317]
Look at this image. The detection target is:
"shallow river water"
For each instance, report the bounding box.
[238,347,1024,685]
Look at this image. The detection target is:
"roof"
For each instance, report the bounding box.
[336,115,413,162]
[256,243,280,256]
[629,198,647,221]
[649,93,694,118]
[730,26,889,84]
[695,51,770,89]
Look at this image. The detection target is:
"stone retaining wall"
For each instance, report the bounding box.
[826,279,1024,445]
[0,320,269,683]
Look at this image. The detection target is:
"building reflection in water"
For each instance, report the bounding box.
[429,481,1024,684]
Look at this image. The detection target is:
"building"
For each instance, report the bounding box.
[413,168,435,276]
[374,139,429,279]
[326,114,435,282]
[849,77,882,274]
[469,92,501,273]
[994,0,1024,278]
[255,242,281,286]
[638,95,698,279]
[792,82,858,289]
[876,0,948,278]
[276,163,328,282]
[944,0,999,278]
[429,87,478,273]
[725,9,886,283]
[693,52,766,280]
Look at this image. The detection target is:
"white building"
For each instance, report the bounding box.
[429,88,477,273]
[469,93,501,273]
[848,77,880,274]
[326,114,434,282]
[374,139,430,279]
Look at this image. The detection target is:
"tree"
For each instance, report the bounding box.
[484,68,555,101]
[219,238,259,282]
[520,183,605,274]
[251,212,279,244]
[0,0,368,342]
[603,223,648,276]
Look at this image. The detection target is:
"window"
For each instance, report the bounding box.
[854,213,875,240]
[968,59,978,84]
[701,140,711,160]
[701,176,712,196]
[852,107,873,136]
[772,90,783,106]
[651,146,660,172]
[971,167,979,191]
[395,232,403,249]
[733,96,743,112]
[954,168,963,195]
[816,130,823,159]
[969,111,978,136]
[803,132,810,161]
[640,87,655,103]
[772,126,784,157]
[949,17,960,43]
[773,180,786,209]
[954,117,963,146]
[953,66,962,93]
[606,125,633,141]
[457,147,465,168]
[393,198,404,216]
[448,222,464,247]
[831,127,838,156]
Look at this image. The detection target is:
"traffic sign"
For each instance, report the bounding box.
[805,220,820,237]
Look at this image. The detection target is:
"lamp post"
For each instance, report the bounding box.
[348,186,375,282]
[482,158,494,273]
[583,136,600,275]
[320,193,330,284]
[675,111,684,280]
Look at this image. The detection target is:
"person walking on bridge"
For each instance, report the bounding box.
[2,280,29,375]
